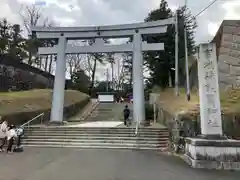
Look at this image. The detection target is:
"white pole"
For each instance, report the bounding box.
[117,56,120,90]
[111,59,114,89]
[133,30,145,126]
[153,103,156,124]
[169,70,172,87]
[106,68,109,92]
[184,28,190,100]
[50,35,67,122]
[184,1,191,101]
[175,10,179,96]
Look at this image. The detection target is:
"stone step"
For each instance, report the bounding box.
[24,131,168,136]
[87,113,115,115]
[23,135,168,140]
[21,141,166,149]
[23,121,168,150]
[24,133,166,138]
[25,129,167,133]
[95,108,114,113]
[87,116,118,119]
[85,119,119,121]
[26,127,168,131]
[21,144,165,150]
[25,130,167,133]
[23,138,167,144]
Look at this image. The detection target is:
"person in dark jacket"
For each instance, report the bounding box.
[13,126,24,152]
[123,105,130,126]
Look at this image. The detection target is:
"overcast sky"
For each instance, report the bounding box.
[1,0,240,43]
[1,0,240,79]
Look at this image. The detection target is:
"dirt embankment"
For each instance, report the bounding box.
[0,89,90,125]
[157,88,240,118]
[155,88,240,137]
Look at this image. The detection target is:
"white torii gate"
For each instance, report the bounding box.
[31,18,174,124]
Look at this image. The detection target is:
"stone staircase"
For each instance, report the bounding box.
[22,127,169,150]
[85,103,126,122]
[22,103,168,150]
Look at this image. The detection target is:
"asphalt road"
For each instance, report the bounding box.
[0,148,239,180]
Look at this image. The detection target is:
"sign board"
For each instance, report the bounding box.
[197,43,223,135]
[98,94,114,103]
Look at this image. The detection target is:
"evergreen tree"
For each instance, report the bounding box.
[144,0,173,88]
[0,19,27,60]
[70,70,91,94]
[9,24,27,59]
[144,0,197,89]
[122,52,133,91]
[0,19,12,54]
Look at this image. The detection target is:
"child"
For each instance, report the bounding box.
[13,127,24,152]
[7,125,17,153]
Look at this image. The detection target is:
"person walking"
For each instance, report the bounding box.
[123,105,130,127]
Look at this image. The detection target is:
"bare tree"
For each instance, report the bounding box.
[20,5,41,35]
[114,56,128,91]
[81,53,106,95]
[20,4,54,67]
[83,55,96,81]
[121,53,133,90]
[106,53,115,88]
[67,54,83,79]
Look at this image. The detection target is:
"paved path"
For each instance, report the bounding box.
[85,103,126,122]
[0,148,239,180]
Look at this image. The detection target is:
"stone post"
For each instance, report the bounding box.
[197,43,223,137]
[183,43,240,170]
[50,35,67,123]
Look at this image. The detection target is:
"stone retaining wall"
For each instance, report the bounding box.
[156,104,240,139]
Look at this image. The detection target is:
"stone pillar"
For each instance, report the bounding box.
[132,30,145,124]
[50,35,67,123]
[197,43,223,136]
[184,43,240,170]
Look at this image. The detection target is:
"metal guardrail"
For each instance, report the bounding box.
[20,113,44,129]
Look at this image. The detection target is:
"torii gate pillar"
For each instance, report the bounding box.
[133,31,145,124]
[50,35,67,122]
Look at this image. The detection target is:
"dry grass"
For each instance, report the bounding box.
[155,87,240,118]
[0,89,89,116]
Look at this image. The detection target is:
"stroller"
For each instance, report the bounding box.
[13,127,24,152]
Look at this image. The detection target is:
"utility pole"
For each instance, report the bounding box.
[111,62,114,89]
[117,56,120,91]
[108,54,114,90]
[184,0,190,101]
[106,68,109,92]
[175,10,179,96]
